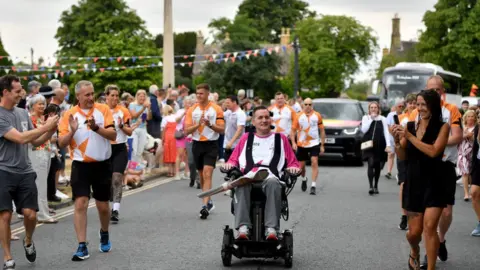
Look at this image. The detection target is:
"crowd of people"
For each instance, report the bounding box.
[1,73,479,270]
[361,75,480,270]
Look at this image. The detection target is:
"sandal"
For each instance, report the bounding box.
[11,235,19,241]
[408,254,420,270]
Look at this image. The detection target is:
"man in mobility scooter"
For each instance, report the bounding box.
[220,105,301,267]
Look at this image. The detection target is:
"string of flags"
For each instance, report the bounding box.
[0,45,293,69]
[5,47,291,81]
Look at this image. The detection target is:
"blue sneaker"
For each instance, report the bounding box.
[99,230,112,252]
[207,200,215,213]
[472,222,480,237]
[72,243,89,261]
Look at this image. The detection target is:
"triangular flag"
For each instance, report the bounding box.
[230,57,236,63]
[4,69,9,74]
[188,62,192,67]
[245,54,250,59]
[233,52,238,58]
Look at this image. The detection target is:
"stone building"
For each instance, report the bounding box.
[192,28,293,76]
[382,13,417,58]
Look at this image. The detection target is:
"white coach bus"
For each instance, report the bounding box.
[371,62,462,114]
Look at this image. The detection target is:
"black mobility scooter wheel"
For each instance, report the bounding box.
[283,230,293,268]
[221,226,234,266]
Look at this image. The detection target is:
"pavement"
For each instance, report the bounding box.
[3,161,480,269]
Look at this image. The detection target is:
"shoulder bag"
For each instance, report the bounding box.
[361,119,377,150]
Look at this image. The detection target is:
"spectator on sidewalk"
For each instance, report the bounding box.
[161,105,177,177]
[129,90,151,164]
[147,85,162,139]
[27,94,58,224]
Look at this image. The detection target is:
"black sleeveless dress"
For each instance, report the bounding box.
[402,121,448,213]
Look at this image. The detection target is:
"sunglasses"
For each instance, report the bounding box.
[425,88,441,92]
[304,103,312,106]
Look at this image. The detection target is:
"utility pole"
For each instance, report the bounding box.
[30,48,34,69]
[163,0,175,88]
[293,35,300,100]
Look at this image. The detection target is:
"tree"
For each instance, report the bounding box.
[202,39,283,99]
[346,80,370,100]
[202,15,282,99]
[237,0,315,43]
[208,15,261,43]
[54,0,161,93]
[416,0,480,94]
[294,15,378,97]
[55,0,149,56]
[154,31,197,80]
[0,35,13,76]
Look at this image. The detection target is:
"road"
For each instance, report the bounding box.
[4,162,480,270]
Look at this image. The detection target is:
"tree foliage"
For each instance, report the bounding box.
[54,0,161,94]
[55,0,149,56]
[208,15,261,43]
[346,80,370,100]
[416,0,480,93]
[0,36,13,76]
[154,31,197,81]
[237,0,315,43]
[294,15,378,97]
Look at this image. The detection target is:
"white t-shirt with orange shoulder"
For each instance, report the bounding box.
[185,101,225,141]
[292,111,324,148]
[269,104,297,136]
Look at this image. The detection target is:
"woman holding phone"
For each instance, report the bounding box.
[129,90,152,164]
[392,90,449,270]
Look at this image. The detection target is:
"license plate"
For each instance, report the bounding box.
[325,138,335,144]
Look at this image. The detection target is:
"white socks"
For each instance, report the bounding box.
[113,203,120,212]
[311,182,316,187]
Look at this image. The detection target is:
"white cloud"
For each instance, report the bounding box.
[0,0,437,81]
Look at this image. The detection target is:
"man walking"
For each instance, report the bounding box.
[0,75,59,269]
[58,80,116,261]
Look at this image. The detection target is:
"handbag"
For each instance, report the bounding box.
[174,129,185,139]
[361,119,377,150]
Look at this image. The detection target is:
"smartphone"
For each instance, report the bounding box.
[141,112,147,122]
[393,114,400,125]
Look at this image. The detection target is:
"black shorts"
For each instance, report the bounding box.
[472,161,480,187]
[397,159,407,184]
[296,144,320,161]
[443,161,457,206]
[70,160,112,202]
[192,140,218,170]
[111,143,128,174]
[0,170,38,214]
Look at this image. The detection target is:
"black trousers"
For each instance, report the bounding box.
[47,157,59,200]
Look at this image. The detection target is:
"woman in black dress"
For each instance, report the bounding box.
[360,102,392,194]
[392,90,450,270]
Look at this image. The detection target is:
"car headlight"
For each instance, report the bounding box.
[343,127,359,135]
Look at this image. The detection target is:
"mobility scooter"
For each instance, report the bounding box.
[219,165,300,268]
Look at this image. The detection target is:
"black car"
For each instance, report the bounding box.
[312,98,364,165]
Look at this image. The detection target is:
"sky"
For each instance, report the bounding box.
[0,0,438,81]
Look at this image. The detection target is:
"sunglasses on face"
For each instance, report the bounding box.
[304,103,312,106]
[425,88,441,92]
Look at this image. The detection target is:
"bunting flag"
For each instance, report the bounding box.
[470,84,478,97]
[7,48,289,81]
[0,45,293,69]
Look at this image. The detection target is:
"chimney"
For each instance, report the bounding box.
[382,47,390,56]
[390,13,401,55]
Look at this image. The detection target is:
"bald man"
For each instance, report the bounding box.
[291,98,325,195]
[408,75,462,268]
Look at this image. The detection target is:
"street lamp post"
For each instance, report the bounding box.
[293,35,300,100]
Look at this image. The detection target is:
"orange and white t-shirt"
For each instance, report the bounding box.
[59,103,115,162]
[269,104,297,136]
[292,111,324,148]
[185,101,224,141]
[110,105,131,144]
[408,100,462,163]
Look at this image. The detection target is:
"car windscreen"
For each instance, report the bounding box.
[313,102,363,121]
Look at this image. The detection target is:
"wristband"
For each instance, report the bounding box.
[92,125,99,132]
[119,124,124,129]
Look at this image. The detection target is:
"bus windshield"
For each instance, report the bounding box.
[383,70,433,106]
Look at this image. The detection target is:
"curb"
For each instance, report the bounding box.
[48,170,173,210]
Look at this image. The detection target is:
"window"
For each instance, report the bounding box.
[437,72,461,95]
[313,102,363,121]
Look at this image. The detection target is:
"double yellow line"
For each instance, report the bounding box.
[11,177,176,236]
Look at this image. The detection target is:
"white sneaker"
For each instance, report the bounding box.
[56,190,69,199]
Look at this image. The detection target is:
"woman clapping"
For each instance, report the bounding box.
[392,90,450,270]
